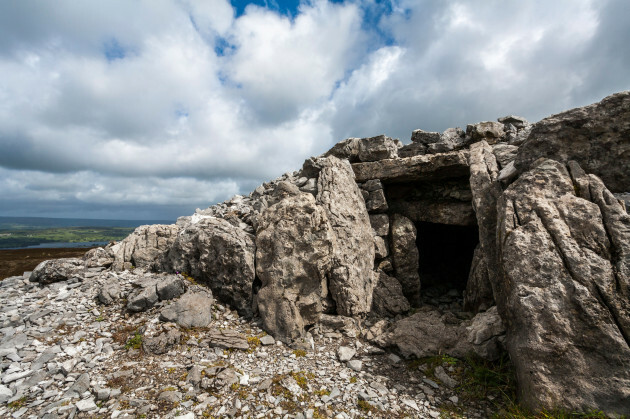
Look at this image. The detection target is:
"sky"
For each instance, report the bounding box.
[0,0,628,221]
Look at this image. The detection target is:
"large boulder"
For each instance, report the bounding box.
[166,217,256,317]
[496,159,630,415]
[317,157,377,316]
[382,310,473,358]
[255,192,335,342]
[515,91,630,193]
[465,140,501,313]
[30,258,85,284]
[160,287,214,328]
[111,224,179,271]
[370,270,410,317]
[390,214,421,305]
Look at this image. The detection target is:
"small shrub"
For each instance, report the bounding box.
[124,332,143,350]
[292,349,307,357]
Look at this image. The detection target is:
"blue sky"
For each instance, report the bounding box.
[0,0,628,220]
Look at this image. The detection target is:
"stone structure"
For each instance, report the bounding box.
[11,90,630,416]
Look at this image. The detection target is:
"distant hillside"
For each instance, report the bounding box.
[0,216,173,230]
[0,217,174,249]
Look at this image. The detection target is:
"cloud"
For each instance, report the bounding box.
[0,0,628,220]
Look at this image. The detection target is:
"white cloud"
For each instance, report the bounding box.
[0,0,627,219]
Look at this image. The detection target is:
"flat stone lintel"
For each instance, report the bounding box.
[352,150,470,183]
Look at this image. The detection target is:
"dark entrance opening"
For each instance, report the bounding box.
[416,222,479,297]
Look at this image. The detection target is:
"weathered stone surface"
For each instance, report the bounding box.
[466,306,505,361]
[496,159,630,415]
[515,91,630,193]
[465,141,501,313]
[98,281,121,305]
[255,192,334,342]
[387,200,475,226]
[352,150,470,183]
[111,224,179,271]
[498,115,528,128]
[337,346,356,362]
[324,137,361,162]
[143,328,182,355]
[371,270,410,317]
[317,157,377,316]
[365,188,388,212]
[373,236,389,259]
[160,287,213,328]
[205,328,249,351]
[411,129,441,144]
[398,142,427,158]
[126,279,159,312]
[167,217,256,317]
[369,214,390,236]
[357,135,398,162]
[83,247,113,269]
[463,245,493,312]
[492,144,518,168]
[467,121,505,143]
[426,127,467,154]
[383,311,472,358]
[0,384,12,403]
[390,214,420,305]
[30,258,84,284]
[156,275,187,301]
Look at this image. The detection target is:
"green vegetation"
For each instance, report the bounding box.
[124,332,143,350]
[0,226,134,249]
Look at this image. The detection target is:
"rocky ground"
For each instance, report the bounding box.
[0,268,510,419]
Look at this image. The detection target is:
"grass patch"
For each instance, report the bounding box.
[7,396,27,410]
[124,332,143,350]
[292,349,307,357]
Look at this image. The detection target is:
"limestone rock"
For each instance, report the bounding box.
[357,135,398,162]
[465,141,501,313]
[337,346,356,362]
[466,121,505,143]
[159,287,214,328]
[463,245,494,312]
[352,150,470,183]
[167,217,256,317]
[373,236,389,259]
[143,328,182,355]
[496,159,630,415]
[369,214,390,236]
[126,280,159,312]
[383,311,472,359]
[371,270,410,317]
[411,129,441,144]
[317,157,377,316]
[466,306,505,361]
[83,247,113,269]
[498,115,528,129]
[111,224,179,271]
[515,91,630,193]
[491,144,518,169]
[205,328,249,351]
[97,281,121,305]
[365,188,388,213]
[255,192,334,342]
[390,214,421,305]
[156,275,187,301]
[30,258,84,285]
[324,137,361,162]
